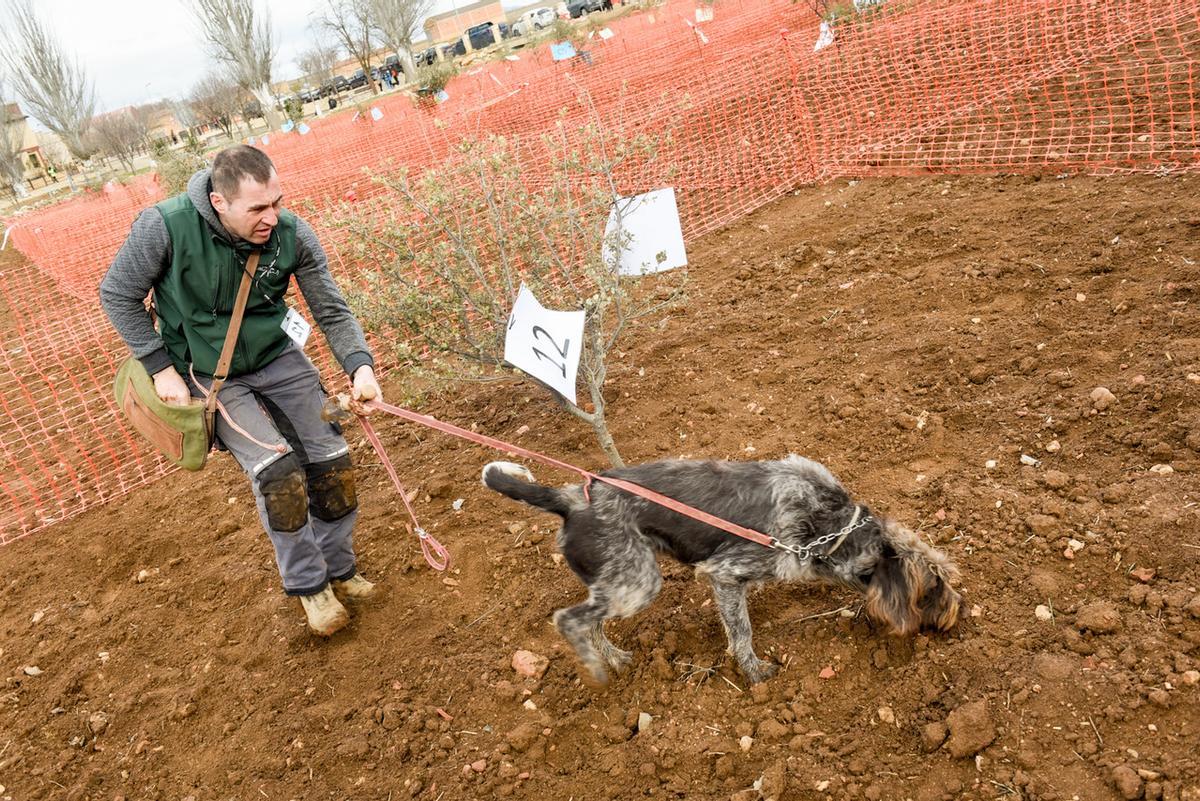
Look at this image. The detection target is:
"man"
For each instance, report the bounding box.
[100,145,380,637]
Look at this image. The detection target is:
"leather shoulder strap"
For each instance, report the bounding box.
[205,250,259,413]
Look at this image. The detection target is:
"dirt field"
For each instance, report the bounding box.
[2,173,1198,801]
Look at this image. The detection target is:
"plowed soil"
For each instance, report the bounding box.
[2,174,1199,801]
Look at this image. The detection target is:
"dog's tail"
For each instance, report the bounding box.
[481,461,574,518]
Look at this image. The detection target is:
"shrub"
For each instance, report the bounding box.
[328,124,683,466]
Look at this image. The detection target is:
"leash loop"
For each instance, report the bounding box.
[354,404,450,571]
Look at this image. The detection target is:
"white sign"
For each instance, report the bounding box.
[262,134,270,145]
[504,284,584,404]
[598,27,614,40]
[280,307,311,348]
[1,226,12,251]
[370,107,384,121]
[604,188,688,276]
[814,21,835,52]
[695,6,713,22]
[298,123,311,135]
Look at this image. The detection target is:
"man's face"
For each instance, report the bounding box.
[210,171,283,245]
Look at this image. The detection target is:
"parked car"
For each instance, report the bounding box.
[567,0,610,17]
[319,75,349,96]
[465,21,505,50]
[347,68,368,89]
[298,86,321,103]
[512,6,555,36]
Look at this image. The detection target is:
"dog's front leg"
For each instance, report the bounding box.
[708,578,779,683]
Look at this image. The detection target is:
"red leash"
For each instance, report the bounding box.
[361,399,778,550]
[356,410,451,571]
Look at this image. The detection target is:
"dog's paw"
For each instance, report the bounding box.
[603,647,633,672]
[580,662,611,689]
[742,659,780,684]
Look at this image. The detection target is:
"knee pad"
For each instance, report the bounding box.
[257,453,308,533]
[306,454,358,522]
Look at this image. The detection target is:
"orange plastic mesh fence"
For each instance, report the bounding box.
[1,0,1197,543]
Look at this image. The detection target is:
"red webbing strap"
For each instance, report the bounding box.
[357,410,450,571]
[363,399,777,549]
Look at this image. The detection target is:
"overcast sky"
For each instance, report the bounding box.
[6,0,531,115]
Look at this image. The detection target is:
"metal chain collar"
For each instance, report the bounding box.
[770,507,873,562]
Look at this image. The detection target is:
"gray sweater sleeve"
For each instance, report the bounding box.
[98,208,174,376]
[292,216,374,377]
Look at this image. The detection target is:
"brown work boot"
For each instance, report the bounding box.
[299,586,350,636]
[331,573,376,602]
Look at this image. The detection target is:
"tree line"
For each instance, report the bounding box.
[1,0,434,198]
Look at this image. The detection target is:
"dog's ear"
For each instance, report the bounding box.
[864,541,922,636]
[865,521,962,636]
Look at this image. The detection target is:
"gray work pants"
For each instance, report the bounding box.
[188,343,358,596]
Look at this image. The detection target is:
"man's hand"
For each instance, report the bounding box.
[352,365,383,409]
[152,365,191,405]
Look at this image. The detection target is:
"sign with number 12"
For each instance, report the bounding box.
[503,284,585,404]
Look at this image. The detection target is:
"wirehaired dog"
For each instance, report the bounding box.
[482,456,961,685]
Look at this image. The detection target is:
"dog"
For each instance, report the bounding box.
[482,456,961,685]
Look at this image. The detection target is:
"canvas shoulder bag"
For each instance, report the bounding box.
[113,251,260,471]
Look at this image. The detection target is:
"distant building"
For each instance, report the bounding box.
[423,0,505,45]
[3,101,50,183]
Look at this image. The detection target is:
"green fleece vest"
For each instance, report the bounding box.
[153,193,297,377]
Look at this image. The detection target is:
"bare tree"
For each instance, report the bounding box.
[0,0,97,163]
[321,0,378,95]
[90,108,148,173]
[370,0,436,84]
[296,39,341,88]
[1,74,27,198]
[186,0,281,129]
[189,71,245,140]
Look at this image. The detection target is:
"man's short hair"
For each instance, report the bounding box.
[211,145,275,199]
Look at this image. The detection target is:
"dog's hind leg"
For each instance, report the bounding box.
[553,593,614,686]
[589,622,632,673]
[707,578,779,684]
[555,539,662,684]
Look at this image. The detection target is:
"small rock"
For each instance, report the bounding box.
[1045,439,1061,453]
[1181,670,1199,685]
[470,759,487,773]
[22,665,42,676]
[1149,464,1174,475]
[452,498,465,511]
[511,650,549,679]
[921,721,948,752]
[1111,764,1143,800]
[601,724,630,744]
[759,760,788,801]
[1020,454,1041,466]
[522,699,537,711]
[1067,538,1086,553]
[505,722,541,752]
[985,459,997,469]
[739,735,753,752]
[1148,689,1171,708]
[1091,386,1117,410]
[1042,470,1071,489]
[756,718,790,741]
[945,701,995,758]
[31,610,44,624]
[88,712,109,735]
[818,665,836,679]
[1075,601,1121,633]
[1185,594,1200,619]
[1130,567,1156,583]
[1035,605,1054,622]
[637,712,652,733]
[967,365,990,384]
